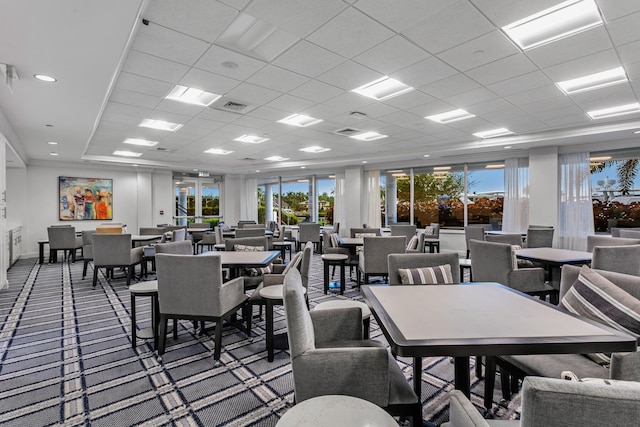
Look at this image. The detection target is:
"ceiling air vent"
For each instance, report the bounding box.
[222,101,248,111]
[334,127,361,136]
[209,96,254,114]
[152,147,175,153]
[241,157,257,161]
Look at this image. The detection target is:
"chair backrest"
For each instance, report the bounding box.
[81,230,97,259]
[235,228,265,238]
[92,234,133,266]
[388,253,460,285]
[214,226,224,244]
[526,227,554,248]
[469,239,512,285]
[244,223,266,229]
[199,232,217,245]
[617,229,640,239]
[156,253,225,317]
[464,226,486,251]
[299,241,314,290]
[350,227,381,237]
[225,236,269,251]
[333,222,340,235]
[485,233,523,246]
[322,230,334,252]
[591,245,640,276]
[139,227,167,235]
[586,235,640,252]
[96,225,124,234]
[361,236,407,273]
[390,224,417,241]
[237,220,257,228]
[155,240,193,255]
[283,268,315,359]
[47,226,77,249]
[171,228,187,242]
[298,223,321,243]
[427,223,440,239]
[560,264,640,301]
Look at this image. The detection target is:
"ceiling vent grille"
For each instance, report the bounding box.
[152,147,175,153]
[209,96,254,114]
[334,127,361,136]
[241,157,257,161]
[222,101,248,111]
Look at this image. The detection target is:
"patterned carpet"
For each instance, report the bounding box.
[0,252,521,426]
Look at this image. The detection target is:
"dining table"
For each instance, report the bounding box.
[515,247,592,283]
[361,283,636,402]
[201,250,281,279]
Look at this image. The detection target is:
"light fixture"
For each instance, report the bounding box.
[485,164,505,169]
[387,170,405,173]
[113,150,142,157]
[300,166,306,169]
[473,128,514,138]
[265,155,289,161]
[556,67,627,95]
[165,85,221,106]
[502,0,602,50]
[352,76,414,101]
[50,152,59,156]
[123,138,159,147]
[47,141,58,145]
[587,103,640,119]
[433,166,451,171]
[328,175,335,179]
[34,74,56,82]
[204,148,233,155]
[139,119,183,132]
[423,154,430,158]
[425,109,476,124]
[132,164,139,167]
[504,146,512,149]
[349,131,388,141]
[297,179,309,182]
[234,134,269,144]
[277,113,323,127]
[362,161,367,164]
[299,146,330,153]
[634,130,640,134]
[589,156,611,161]
[392,173,407,177]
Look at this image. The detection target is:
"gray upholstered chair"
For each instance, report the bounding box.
[171,228,187,242]
[282,268,422,425]
[485,234,523,246]
[322,230,356,278]
[81,230,97,279]
[424,223,441,253]
[445,376,640,427]
[48,226,83,262]
[237,220,257,228]
[188,222,210,243]
[464,226,485,258]
[525,227,554,248]
[154,240,193,255]
[350,227,381,237]
[388,253,460,285]
[224,236,276,290]
[235,228,265,238]
[91,234,143,288]
[405,231,426,253]
[468,240,555,299]
[618,229,640,239]
[357,236,407,285]
[155,253,248,363]
[390,224,417,242]
[586,235,640,252]
[139,226,167,235]
[195,232,217,253]
[297,223,321,252]
[592,245,640,276]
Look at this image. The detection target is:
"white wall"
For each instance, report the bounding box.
[6,167,27,230]
[223,175,242,225]
[344,166,364,234]
[529,147,559,236]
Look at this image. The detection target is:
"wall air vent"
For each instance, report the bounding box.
[334,127,361,136]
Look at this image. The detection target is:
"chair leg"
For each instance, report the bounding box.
[92,267,99,288]
[82,260,89,279]
[475,355,483,378]
[158,315,168,356]
[213,318,223,361]
[484,356,496,410]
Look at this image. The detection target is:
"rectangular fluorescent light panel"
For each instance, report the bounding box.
[165,85,221,106]
[123,138,158,147]
[299,146,330,153]
[502,0,603,50]
[351,76,414,101]
[473,128,514,138]
[433,166,451,171]
[265,156,289,161]
[589,156,611,161]
[277,113,323,127]
[113,150,142,157]
[349,131,388,141]
[587,103,640,119]
[485,164,505,169]
[426,109,476,123]
[234,134,269,144]
[139,119,183,132]
[204,148,233,155]
[557,67,627,94]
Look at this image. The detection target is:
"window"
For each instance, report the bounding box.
[317,176,335,225]
[174,177,221,226]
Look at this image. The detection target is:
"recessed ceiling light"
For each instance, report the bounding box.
[204,148,233,155]
[587,103,640,119]
[132,164,138,167]
[47,141,58,145]
[297,179,309,182]
[590,156,611,161]
[328,175,335,178]
[123,138,159,147]
[485,164,505,169]
[634,130,640,134]
[502,0,602,50]
[362,161,367,164]
[425,109,476,124]
[34,74,57,82]
[504,146,512,149]
[351,76,414,101]
[50,152,59,156]
[265,156,289,161]
[556,67,627,95]
[234,134,269,144]
[300,166,306,169]
[113,150,142,157]
[349,131,388,141]
[473,128,514,138]
[423,154,430,158]
[165,85,222,106]
[139,119,183,132]
[434,166,451,171]
[256,170,260,173]
[222,61,239,69]
[299,146,330,153]
[277,113,323,127]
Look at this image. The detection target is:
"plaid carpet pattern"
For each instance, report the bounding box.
[0,253,520,426]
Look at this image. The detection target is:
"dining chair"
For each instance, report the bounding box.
[47,226,83,263]
[586,235,640,252]
[81,230,96,279]
[591,244,640,276]
[297,223,321,252]
[526,227,554,248]
[388,253,460,285]
[423,222,441,253]
[322,230,355,278]
[235,228,265,238]
[91,234,144,288]
[224,236,276,290]
[390,224,417,242]
[350,227,381,237]
[464,226,485,258]
[357,236,407,285]
[485,233,523,246]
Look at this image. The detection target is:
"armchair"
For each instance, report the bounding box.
[388,253,460,285]
[235,228,265,238]
[586,235,640,252]
[155,253,248,363]
[283,268,422,425]
[357,236,407,285]
[424,223,441,253]
[297,223,321,252]
[350,227,381,237]
[47,226,83,263]
[464,226,485,258]
[390,224,417,242]
[91,234,143,288]
[525,227,554,248]
[592,244,640,276]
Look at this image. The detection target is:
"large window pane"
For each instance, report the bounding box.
[467,164,505,229]
[412,166,466,228]
[317,176,335,225]
[591,155,640,231]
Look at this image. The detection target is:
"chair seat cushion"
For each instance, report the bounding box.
[234,244,264,251]
[398,264,454,285]
[500,353,610,380]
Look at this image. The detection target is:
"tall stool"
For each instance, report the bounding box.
[321,253,348,295]
[313,300,371,339]
[260,284,307,362]
[129,280,161,348]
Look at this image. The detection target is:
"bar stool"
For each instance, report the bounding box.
[259,284,307,362]
[129,280,160,348]
[273,240,292,260]
[313,300,371,339]
[321,253,348,295]
[459,258,472,281]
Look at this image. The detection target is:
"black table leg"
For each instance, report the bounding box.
[454,356,471,398]
[266,299,274,362]
[413,356,422,400]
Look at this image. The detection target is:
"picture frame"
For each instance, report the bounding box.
[59,176,113,221]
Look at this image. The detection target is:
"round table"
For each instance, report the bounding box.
[276,395,397,427]
[260,284,307,362]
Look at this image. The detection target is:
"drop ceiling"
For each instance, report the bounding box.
[2,0,640,175]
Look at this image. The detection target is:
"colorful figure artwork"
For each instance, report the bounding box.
[59,176,113,221]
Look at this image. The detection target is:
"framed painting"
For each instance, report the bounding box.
[59,176,113,221]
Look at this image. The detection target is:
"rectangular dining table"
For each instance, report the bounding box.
[515,247,592,283]
[361,283,636,400]
[201,250,281,279]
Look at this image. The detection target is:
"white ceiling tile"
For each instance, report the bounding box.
[225,82,281,105]
[468,0,562,27]
[266,94,317,113]
[607,11,640,47]
[625,60,640,80]
[407,100,456,117]
[132,22,210,66]
[444,87,499,108]
[273,40,345,78]
[288,80,344,103]
[421,74,481,99]
[383,90,435,110]
[618,40,640,65]
[115,72,173,97]
[353,0,454,32]
[188,117,227,131]
[246,65,309,93]
[436,31,520,72]
[230,115,273,130]
[122,50,190,83]
[378,110,422,125]
[403,1,495,54]
[321,92,372,111]
[153,98,208,117]
[317,61,382,91]
[307,8,395,58]
[505,85,564,108]
[391,57,459,88]
[598,0,640,21]
[465,53,537,85]
[542,49,622,82]
[517,96,575,115]
[569,84,638,111]
[196,45,267,80]
[351,102,399,119]
[488,71,553,97]
[179,68,241,96]
[244,106,290,122]
[196,107,241,123]
[467,98,515,115]
[217,0,250,10]
[353,36,429,75]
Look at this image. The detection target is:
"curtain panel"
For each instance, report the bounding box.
[502,158,529,233]
[364,170,381,228]
[558,152,594,250]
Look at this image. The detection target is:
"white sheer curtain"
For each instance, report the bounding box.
[502,158,529,233]
[241,178,258,221]
[332,173,346,236]
[558,152,594,250]
[364,170,381,228]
